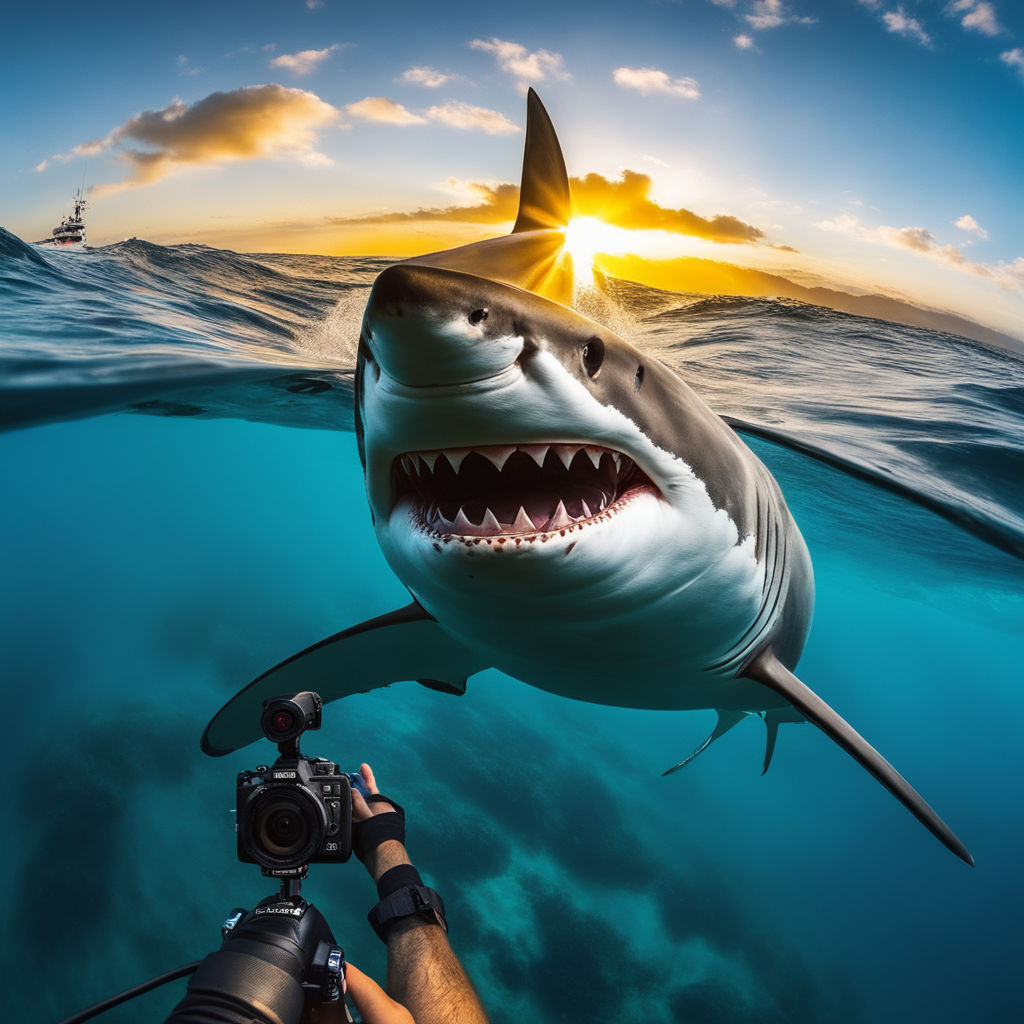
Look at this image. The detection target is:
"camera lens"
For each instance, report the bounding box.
[271,710,295,734]
[262,804,306,852]
[245,789,324,868]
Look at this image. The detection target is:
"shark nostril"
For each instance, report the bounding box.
[469,308,489,325]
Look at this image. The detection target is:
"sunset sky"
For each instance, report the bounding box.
[5,0,1023,337]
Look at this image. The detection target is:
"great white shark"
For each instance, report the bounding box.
[203,91,972,865]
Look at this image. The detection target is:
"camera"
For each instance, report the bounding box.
[236,691,358,877]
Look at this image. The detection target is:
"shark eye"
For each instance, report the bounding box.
[469,308,489,325]
[581,337,604,377]
[634,365,645,391]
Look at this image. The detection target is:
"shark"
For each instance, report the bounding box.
[202,90,972,865]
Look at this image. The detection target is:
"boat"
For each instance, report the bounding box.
[35,189,88,248]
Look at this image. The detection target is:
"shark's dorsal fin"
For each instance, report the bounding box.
[400,90,574,303]
[743,647,974,865]
[662,709,750,775]
[513,88,572,233]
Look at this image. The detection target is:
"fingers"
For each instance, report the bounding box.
[300,999,350,1022]
[344,963,414,1024]
[361,762,379,795]
[352,786,372,822]
[352,763,384,821]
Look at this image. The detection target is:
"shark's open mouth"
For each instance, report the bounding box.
[393,443,658,538]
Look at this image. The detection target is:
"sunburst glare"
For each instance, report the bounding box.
[564,217,633,271]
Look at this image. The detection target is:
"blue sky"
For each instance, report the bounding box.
[4,0,1023,335]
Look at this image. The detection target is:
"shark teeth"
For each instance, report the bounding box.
[443,448,473,474]
[395,442,654,539]
[546,500,573,532]
[488,445,518,471]
[510,506,537,533]
[401,443,621,476]
[480,508,503,532]
[519,444,549,469]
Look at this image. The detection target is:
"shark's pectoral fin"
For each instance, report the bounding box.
[201,602,488,757]
[662,709,750,775]
[743,647,974,865]
[417,677,467,696]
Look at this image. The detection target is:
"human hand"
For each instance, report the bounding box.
[351,763,412,882]
[301,964,413,1024]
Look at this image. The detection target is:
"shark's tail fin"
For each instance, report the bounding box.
[513,88,572,233]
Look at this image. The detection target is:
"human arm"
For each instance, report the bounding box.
[352,763,490,1024]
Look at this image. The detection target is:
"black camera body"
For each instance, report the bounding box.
[237,756,353,876]
[235,691,354,877]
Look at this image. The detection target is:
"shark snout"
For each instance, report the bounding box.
[364,264,525,387]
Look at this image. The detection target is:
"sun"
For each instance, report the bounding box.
[563,216,618,270]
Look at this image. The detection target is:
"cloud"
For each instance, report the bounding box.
[814,212,1024,288]
[883,7,932,45]
[332,168,765,245]
[993,257,1024,289]
[955,214,988,238]
[344,98,517,134]
[306,0,323,8]
[613,67,701,100]
[572,170,764,241]
[425,101,519,134]
[741,0,816,30]
[747,0,786,29]
[1001,47,1024,77]
[346,96,427,125]
[469,37,569,95]
[269,44,341,76]
[399,66,455,88]
[332,180,519,226]
[176,54,203,77]
[70,85,339,194]
[734,34,756,49]
[948,1,1002,37]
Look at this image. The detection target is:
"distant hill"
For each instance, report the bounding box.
[594,254,1022,355]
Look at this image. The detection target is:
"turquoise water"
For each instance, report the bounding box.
[1,232,1023,1021]
[3,413,1021,1023]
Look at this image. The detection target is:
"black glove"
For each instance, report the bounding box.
[352,794,406,863]
[164,893,344,1024]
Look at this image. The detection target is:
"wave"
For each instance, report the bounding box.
[1,228,1022,561]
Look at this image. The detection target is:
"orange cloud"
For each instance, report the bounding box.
[346,97,427,125]
[571,171,764,242]
[330,182,520,226]
[74,85,339,194]
[331,169,765,244]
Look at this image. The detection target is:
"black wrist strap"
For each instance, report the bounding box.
[377,864,423,900]
[352,797,406,863]
[368,885,448,943]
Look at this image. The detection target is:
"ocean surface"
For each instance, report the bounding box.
[2,228,1022,1023]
